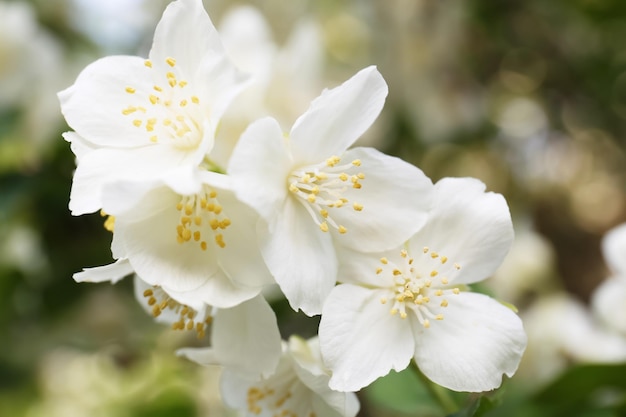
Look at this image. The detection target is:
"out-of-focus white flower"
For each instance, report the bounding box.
[210,336,359,417]
[520,293,626,383]
[210,5,325,167]
[228,67,433,315]
[319,177,526,393]
[59,0,247,215]
[0,1,64,165]
[591,223,626,336]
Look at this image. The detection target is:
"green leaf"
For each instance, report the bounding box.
[447,395,497,417]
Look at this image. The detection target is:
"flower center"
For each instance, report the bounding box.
[288,155,364,234]
[142,286,213,338]
[175,187,231,250]
[122,57,204,150]
[247,371,315,417]
[378,246,462,328]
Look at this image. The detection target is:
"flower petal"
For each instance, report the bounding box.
[320,284,414,391]
[409,177,514,285]
[70,146,193,215]
[73,258,133,284]
[602,223,626,275]
[58,55,154,148]
[331,147,433,252]
[212,295,282,378]
[259,198,336,316]
[290,66,387,164]
[149,0,224,77]
[228,117,292,221]
[412,292,526,392]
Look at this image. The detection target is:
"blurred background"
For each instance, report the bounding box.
[1,0,625,416]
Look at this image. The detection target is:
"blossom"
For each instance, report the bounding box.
[228,66,433,315]
[75,166,272,309]
[58,0,247,215]
[319,177,527,392]
[202,336,359,417]
[591,223,626,336]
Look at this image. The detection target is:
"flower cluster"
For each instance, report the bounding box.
[59,0,527,414]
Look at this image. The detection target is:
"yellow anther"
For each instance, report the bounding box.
[352,159,361,166]
[339,173,348,181]
[440,256,448,264]
[393,269,402,276]
[352,182,362,189]
[453,288,460,294]
[441,299,449,307]
[326,155,341,167]
[441,277,449,285]
[184,204,193,215]
[380,297,387,304]
[193,231,201,241]
[430,252,439,258]
[307,194,316,203]
[424,280,432,287]
[423,319,431,328]
[209,219,219,230]
[176,202,183,211]
[178,80,188,88]
[147,296,156,306]
[390,308,398,315]
[180,99,188,107]
[338,225,347,234]
[435,314,444,321]
[143,289,153,297]
[319,222,329,232]
[209,190,217,198]
[153,85,163,92]
[320,209,329,218]
[182,229,192,241]
[133,119,142,127]
[400,249,408,258]
[221,218,231,228]
[380,257,388,264]
[454,263,461,270]
[215,234,225,248]
[194,216,202,226]
[353,202,363,211]
[149,94,159,105]
[125,87,136,94]
[144,60,152,67]
[430,270,438,277]
[150,135,158,143]
[357,172,365,179]
[311,186,320,195]
[166,57,176,67]
[423,247,429,253]
[200,241,207,251]
[435,290,443,296]
[163,119,172,126]
[191,96,199,104]
[213,205,222,215]
[289,183,299,193]
[400,311,408,319]
[376,267,383,274]
[122,106,136,115]
[315,172,328,180]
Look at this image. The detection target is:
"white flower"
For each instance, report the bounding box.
[76,167,272,308]
[591,223,626,336]
[319,177,527,393]
[207,336,359,417]
[58,0,247,215]
[228,66,433,315]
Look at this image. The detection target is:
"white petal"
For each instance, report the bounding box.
[176,347,220,366]
[602,223,626,275]
[62,131,96,162]
[259,198,336,316]
[591,277,626,335]
[73,258,133,284]
[320,284,414,391]
[58,55,153,147]
[228,117,292,221]
[289,337,360,417]
[149,0,224,78]
[409,177,514,285]
[331,147,433,252]
[290,66,388,164]
[70,146,193,215]
[412,292,526,392]
[212,295,282,378]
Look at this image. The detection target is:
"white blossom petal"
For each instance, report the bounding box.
[412,292,526,392]
[73,258,133,284]
[290,66,387,164]
[228,117,293,221]
[211,295,282,378]
[259,198,336,316]
[320,284,414,391]
[409,177,514,285]
[331,147,433,252]
[591,277,626,336]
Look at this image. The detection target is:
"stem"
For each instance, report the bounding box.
[410,361,458,415]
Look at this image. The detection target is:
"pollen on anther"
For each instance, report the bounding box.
[440,256,448,264]
[430,270,438,277]
[319,222,329,232]
[353,202,363,211]
[125,87,136,94]
[441,299,449,307]
[352,159,361,166]
[423,247,429,253]
[423,319,431,328]
[376,267,383,274]
[144,60,152,67]
[441,277,449,285]
[338,225,347,234]
[166,57,176,67]
[454,263,461,270]
[453,288,460,294]
[430,252,439,259]
[380,257,388,264]
[393,269,402,276]
[435,314,444,321]
[380,297,387,304]
[400,249,408,258]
